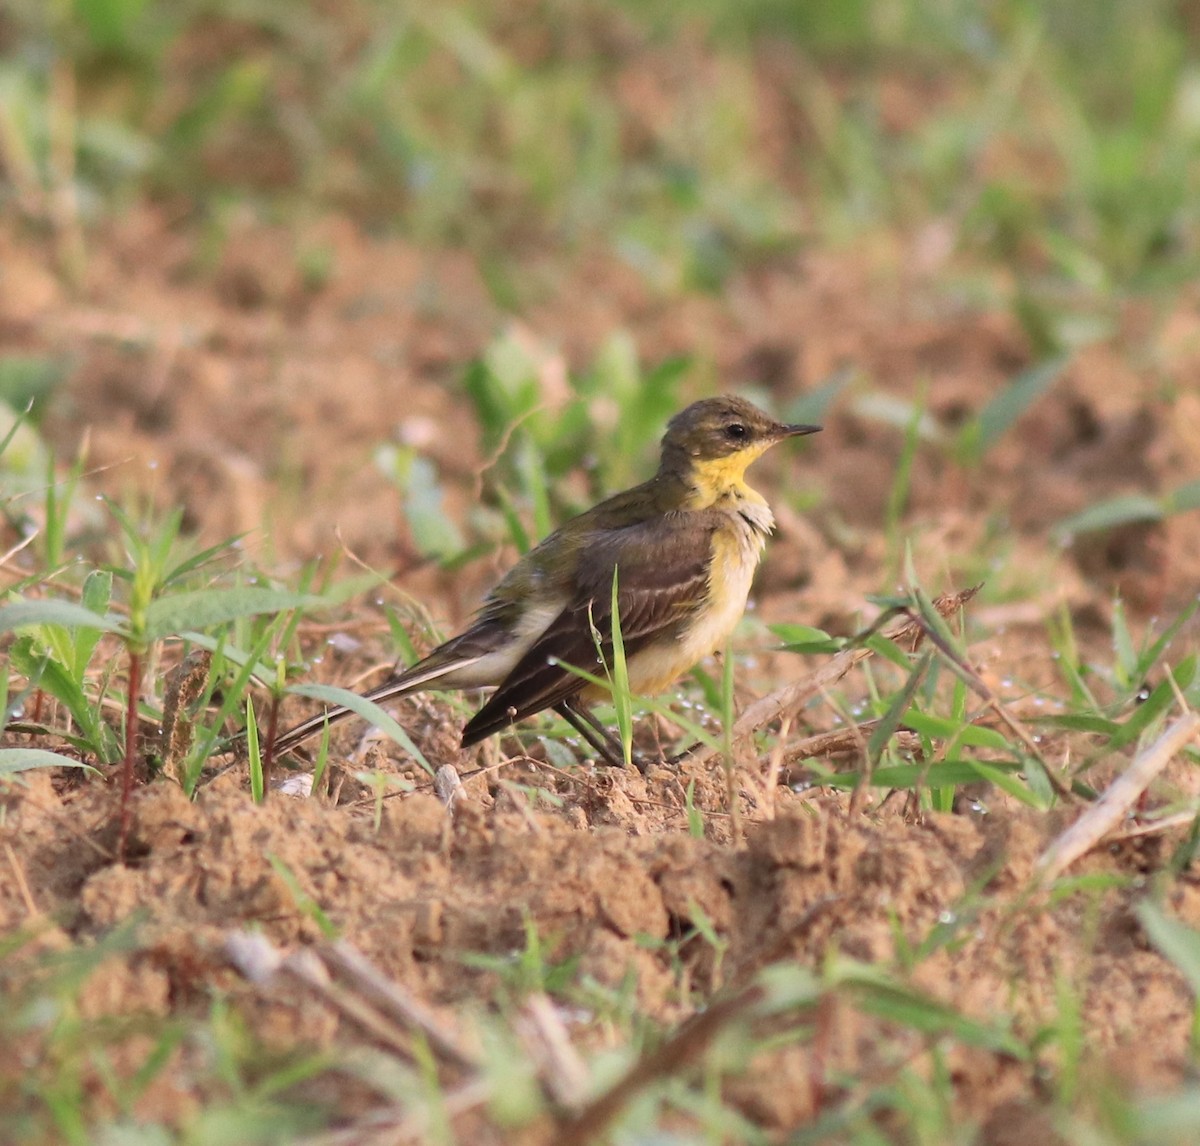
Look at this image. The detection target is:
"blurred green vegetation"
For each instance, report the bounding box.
[7,7,1200,1143]
[2,0,1199,309]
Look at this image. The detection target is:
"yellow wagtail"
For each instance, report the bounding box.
[274,396,820,768]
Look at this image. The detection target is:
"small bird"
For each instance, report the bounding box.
[273,396,820,768]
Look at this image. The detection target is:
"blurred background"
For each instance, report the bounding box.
[3,0,1199,618]
[8,12,1200,1136]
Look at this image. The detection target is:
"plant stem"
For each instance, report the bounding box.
[118,647,141,864]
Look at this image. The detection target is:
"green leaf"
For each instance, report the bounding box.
[0,353,68,411]
[1053,493,1164,538]
[835,963,1027,1058]
[1166,479,1200,514]
[492,484,532,554]
[863,632,913,670]
[246,697,264,804]
[142,588,318,643]
[515,437,552,540]
[0,599,123,635]
[901,709,1010,750]
[74,570,114,676]
[286,684,432,776]
[0,749,100,776]
[1135,596,1200,682]
[971,356,1067,457]
[1112,598,1137,686]
[816,759,1022,791]
[966,760,1046,808]
[1137,901,1200,996]
[378,446,465,560]
[162,535,250,587]
[184,626,281,793]
[7,638,100,740]
[867,651,932,766]
[770,623,842,655]
[1108,658,1196,751]
[609,569,633,768]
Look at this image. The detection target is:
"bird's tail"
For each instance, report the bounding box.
[271,653,484,756]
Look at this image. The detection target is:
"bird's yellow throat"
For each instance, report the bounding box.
[684,442,775,507]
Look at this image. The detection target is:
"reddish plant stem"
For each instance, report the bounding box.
[117,647,141,865]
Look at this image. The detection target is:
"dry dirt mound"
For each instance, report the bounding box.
[5,758,1198,1137]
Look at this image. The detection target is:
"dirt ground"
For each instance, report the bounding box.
[4,202,1200,1141]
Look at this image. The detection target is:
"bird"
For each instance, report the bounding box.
[272,395,820,768]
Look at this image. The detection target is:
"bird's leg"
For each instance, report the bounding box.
[555,697,645,772]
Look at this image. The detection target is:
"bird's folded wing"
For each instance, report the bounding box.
[461,512,718,745]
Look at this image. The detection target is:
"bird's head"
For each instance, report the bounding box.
[658,396,820,499]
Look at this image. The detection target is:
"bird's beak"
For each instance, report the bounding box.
[779,423,822,438]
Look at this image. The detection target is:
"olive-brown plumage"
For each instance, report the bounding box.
[274,396,820,765]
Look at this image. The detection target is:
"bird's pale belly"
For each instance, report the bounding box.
[591,513,767,698]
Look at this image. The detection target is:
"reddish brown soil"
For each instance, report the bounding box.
[3,205,1200,1140]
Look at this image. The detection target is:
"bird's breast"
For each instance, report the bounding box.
[623,504,770,695]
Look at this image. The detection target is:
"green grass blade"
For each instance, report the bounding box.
[1106,657,1196,752]
[609,568,633,768]
[867,650,932,766]
[0,748,101,775]
[810,758,1023,791]
[246,696,264,803]
[1137,902,1200,995]
[966,760,1046,808]
[287,683,432,776]
[1052,493,1164,539]
[971,355,1067,457]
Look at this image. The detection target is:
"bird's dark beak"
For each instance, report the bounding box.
[779,423,822,438]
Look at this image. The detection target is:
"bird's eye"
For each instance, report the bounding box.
[725,422,748,440]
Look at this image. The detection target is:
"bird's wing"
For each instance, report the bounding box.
[461,511,718,745]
